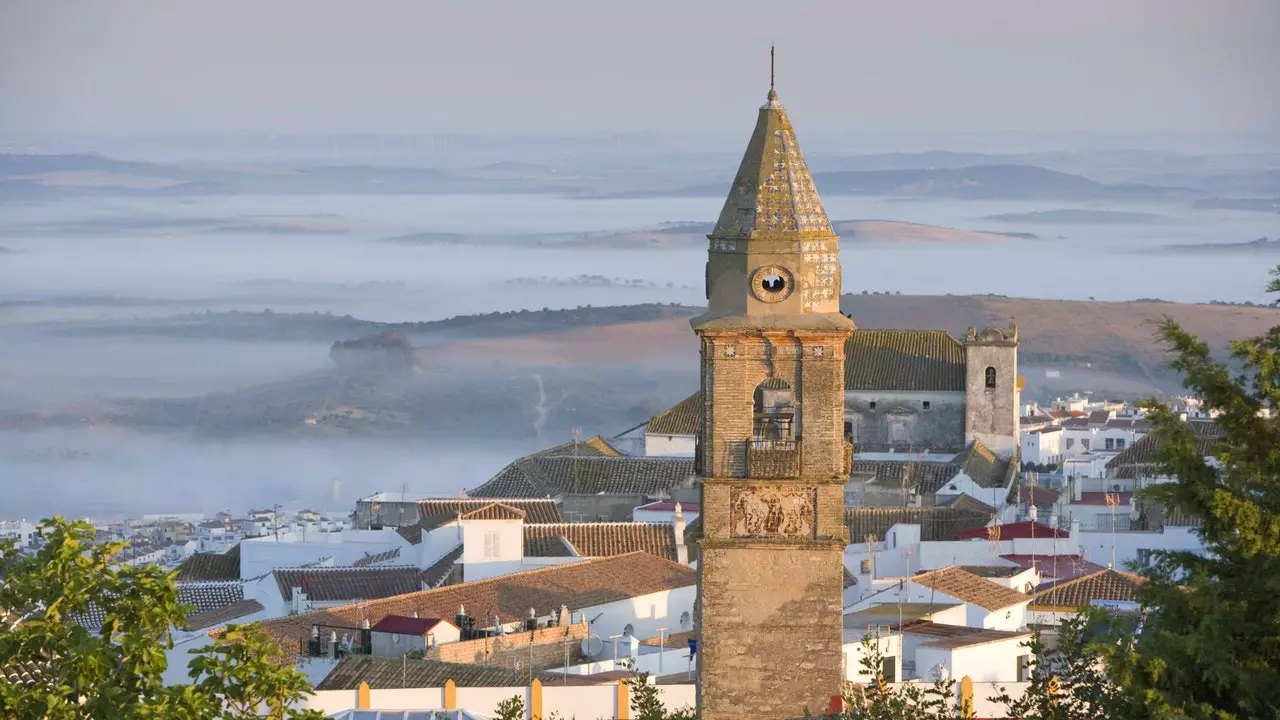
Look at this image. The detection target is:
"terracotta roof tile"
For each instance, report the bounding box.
[1030,569,1144,609]
[248,553,695,658]
[371,615,451,635]
[186,599,264,631]
[273,567,422,602]
[420,546,464,589]
[646,393,702,436]
[955,522,1068,541]
[316,654,542,690]
[522,523,678,561]
[951,439,1016,489]
[851,459,961,495]
[1000,554,1107,581]
[844,330,966,392]
[910,567,1030,611]
[843,506,995,544]
[352,547,402,568]
[175,545,240,581]
[396,525,424,545]
[470,456,694,499]
[460,503,528,521]
[919,627,1031,650]
[533,436,623,458]
[1107,420,1224,478]
[76,580,244,631]
[1,659,51,687]
[416,499,563,530]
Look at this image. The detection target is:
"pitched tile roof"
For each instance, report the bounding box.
[1106,420,1225,478]
[460,503,528,521]
[646,392,702,436]
[396,525,424,545]
[186,599,264,631]
[470,456,694,499]
[250,553,695,655]
[352,547,402,568]
[522,523,678,561]
[844,506,995,544]
[909,567,1030,611]
[371,615,451,635]
[76,580,244,631]
[1000,554,1107,582]
[951,439,1017,489]
[931,494,998,516]
[1016,484,1061,507]
[844,604,964,631]
[919,628,1031,650]
[959,565,1027,578]
[420,545,464,589]
[316,654,541,690]
[1077,492,1133,506]
[175,545,240,582]
[416,499,563,531]
[533,436,623,458]
[1030,569,1144,609]
[273,567,423,602]
[844,330,966,392]
[1,659,51,687]
[851,459,961,495]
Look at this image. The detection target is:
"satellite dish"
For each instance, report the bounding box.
[580,634,604,658]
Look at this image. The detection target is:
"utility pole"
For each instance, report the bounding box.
[656,626,668,675]
[273,503,281,542]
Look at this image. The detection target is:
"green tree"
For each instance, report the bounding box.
[1097,266,1280,718]
[819,634,960,720]
[0,517,323,720]
[493,694,526,720]
[991,613,1131,720]
[620,658,694,720]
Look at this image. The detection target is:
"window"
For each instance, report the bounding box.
[483,531,501,559]
[922,401,931,410]
[1066,439,1075,449]
[1082,439,1090,450]
[1137,549,1154,567]
[881,656,897,683]
[985,367,997,388]
[1105,438,1115,450]
[1017,655,1031,682]
[1116,439,1126,450]
[869,401,877,410]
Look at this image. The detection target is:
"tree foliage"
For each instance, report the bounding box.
[817,635,960,720]
[0,517,323,720]
[991,614,1131,720]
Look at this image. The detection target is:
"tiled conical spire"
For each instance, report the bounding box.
[710,87,834,240]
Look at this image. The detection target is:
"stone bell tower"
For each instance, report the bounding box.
[694,58,854,720]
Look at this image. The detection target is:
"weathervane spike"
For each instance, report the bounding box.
[770,45,775,92]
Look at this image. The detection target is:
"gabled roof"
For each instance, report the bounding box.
[250,553,695,655]
[1030,568,1145,609]
[852,459,962,496]
[75,580,245,631]
[420,545,464,589]
[1016,484,1062,507]
[371,615,452,635]
[843,506,995,544]
[415,499,563,533]
[910,567,1030,611]
[1000,554,1107,582]
[470,455,694,499]
[317,655,545,690]
[352,547,402,568]
[711,87,834,240]
[931,494,998,516]
[959,565,1027,578]
[646,392,702,436]
[273,566,422,602]
[175,545,240,582]
[459,503,527,521]
[533,436,623,458]
[951,439,1016,489]
[919,628,1031,650]
[844,330,967,392]
[186,599,264,631]
[522,523,678,562]
[1106,420,1224,478]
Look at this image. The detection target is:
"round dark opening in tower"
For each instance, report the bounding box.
[762,274,785,293]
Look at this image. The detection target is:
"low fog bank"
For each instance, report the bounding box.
[0,429,530,519]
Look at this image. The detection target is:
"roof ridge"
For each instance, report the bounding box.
[525,521,674,528]
[274,565,419,574]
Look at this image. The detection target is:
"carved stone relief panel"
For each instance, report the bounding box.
[730,485,816,539]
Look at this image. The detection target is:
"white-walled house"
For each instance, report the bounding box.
[1020,427,1063,466]
[643,394,699,458]
[370,615,461,658]
[844,566,1030,631]
[238,528,410,580]
[633,501,700,525]
[1026,569,1145,628]
[914,629,1032,684]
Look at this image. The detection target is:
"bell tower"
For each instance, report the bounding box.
[694,55,854,720]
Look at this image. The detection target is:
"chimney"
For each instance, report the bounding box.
[292,587,304,614]
[558,605,570,627]
[526,607,538,632]
[1072,477,1083,503]
[1069,518,1081,538]
[673,503,688,565]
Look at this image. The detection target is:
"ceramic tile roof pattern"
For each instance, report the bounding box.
[844,605,964,631]
[417,499,563,531]
[959,565,1026,578]
[1000,555,1106,582]
[1106,421,1225,479]
[910,567,1031,611]
[1016,484,1062,507]
[371,615,450,635]
[919,628,1031,650]
[396,525,424,545]
[931,493,998,516]
[420,545,464,589]
[843,506,995,544]
[316,655,541,690]
[951,440,1016,489]
[646,392,702,436]
[251,553,695,655]
[844,330,966,392]
[522,523,678,561]
[1,659,51,687]
[186,599,264,631]
[273,566,423,602]
[470,456,694,499]
[75,581,244,631]
[459,503,528,521]
[352,547,402,568]
[711,89,834,240]
[1030,569,1145,609]
[533,436,623,458]
[851,459,961,495]
[175,545,240,582]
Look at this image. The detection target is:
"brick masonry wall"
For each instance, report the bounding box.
[424,623,587,672]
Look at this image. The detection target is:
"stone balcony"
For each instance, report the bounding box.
[747,439,802,478]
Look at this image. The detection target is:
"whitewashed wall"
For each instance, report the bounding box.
[239,529,406,580]
[1077,526,1204,569]
[583,586,696,644]
[301,683,697,718]
[459,518,524,581]
[644,434,696,457]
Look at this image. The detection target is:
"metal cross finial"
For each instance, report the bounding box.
[770,45,775,92]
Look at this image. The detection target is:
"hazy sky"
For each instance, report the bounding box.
[1,0,1277,137]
